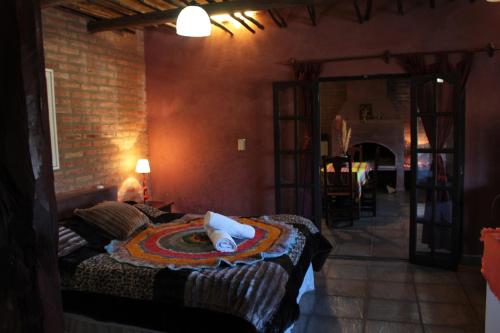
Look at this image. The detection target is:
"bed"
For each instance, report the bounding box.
[56,187,332,333]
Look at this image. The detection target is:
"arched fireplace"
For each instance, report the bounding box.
[351,142,404,191]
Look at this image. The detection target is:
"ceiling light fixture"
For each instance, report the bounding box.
[176,5,211,37]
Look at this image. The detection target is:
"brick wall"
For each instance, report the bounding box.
[42,8,148,196]
[319,82,346,135]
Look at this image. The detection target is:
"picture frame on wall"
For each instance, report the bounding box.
[45,68,60,170]
[359,103,375,122]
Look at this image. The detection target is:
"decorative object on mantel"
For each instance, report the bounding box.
[359,103,378,123]
[135,159,151,204]
[335,115,352,156]
[176,4,211,37]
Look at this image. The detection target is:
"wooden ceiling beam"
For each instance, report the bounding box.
[364,0,372,21]
[42,0,85,8]
[353,0,363,24]
[87,0,328,32]
[88,0,140,16]
[242,12,265,30]
[268,9,284,27]
[210,19,235,36]
[396,0,404,15]
[306,5,316,26]
[230,13,255,33]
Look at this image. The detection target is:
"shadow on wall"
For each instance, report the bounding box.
[464,186,500,254]
[118,177,143,202]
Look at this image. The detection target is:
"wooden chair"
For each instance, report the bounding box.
[322,155,355,227]
[361,146,380,217]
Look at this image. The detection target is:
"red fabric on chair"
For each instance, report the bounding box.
[481,228,500,301]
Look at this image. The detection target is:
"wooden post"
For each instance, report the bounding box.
[0,1,64,332]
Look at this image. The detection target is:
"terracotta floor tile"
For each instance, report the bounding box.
[367,299,420,323]
[416,284,469,304]
[368,281,416,301]
[419,303,478,326]
[365,320,423,333]
[313,295,364,319]
[307,316,363,333]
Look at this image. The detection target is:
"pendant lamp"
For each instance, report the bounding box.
[176,5,212,37]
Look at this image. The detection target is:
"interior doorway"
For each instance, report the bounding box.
[273,71,465,269]
[319,75,411,260]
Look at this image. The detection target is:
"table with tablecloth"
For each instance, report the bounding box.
[325,161,372,198]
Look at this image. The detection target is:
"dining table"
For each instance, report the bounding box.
[326,161,373,198]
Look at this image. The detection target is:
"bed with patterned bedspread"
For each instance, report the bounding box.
[59,213,332,333]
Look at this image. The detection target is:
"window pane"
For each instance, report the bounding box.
[417,116,433,149]
[416,79,435,114]
[435,190,453,225]
[416,222,431,254]
[277,87,294,117]
[416,188,432,221]
[280,121,295,151]
[280,154,295,184]
[417,153,433,185]
[437,116,453,149]
[298,152,313,185]
[280,188,296,214]
[434,226,453,254]
[436,79,454,113]
[437,153,454,187]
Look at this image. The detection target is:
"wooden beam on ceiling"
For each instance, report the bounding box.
[396,0,404,15]
[268,9,285,27]
[88,0,140,15]
[364,0,372,21]
[242,12,265,30]
[87,0,328,32]
[353,0,364,24]
[41,0,83,8]
[306,5,316,26]
[210,19,235,36]
[230,13,255,33]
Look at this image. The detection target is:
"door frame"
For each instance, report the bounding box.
[316,73,465,267]
[409,73,465,270]
[273,80,322,227]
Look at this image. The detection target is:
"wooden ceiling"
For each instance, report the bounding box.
[41,0,477,36]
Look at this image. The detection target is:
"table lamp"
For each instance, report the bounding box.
[135,159,150,204]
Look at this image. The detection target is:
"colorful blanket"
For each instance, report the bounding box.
[105,216,297,270]
[59,214,332,333]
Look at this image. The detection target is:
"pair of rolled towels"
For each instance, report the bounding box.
[204,211,255,253]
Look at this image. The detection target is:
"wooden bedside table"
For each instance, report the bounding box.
[146,200,174,213]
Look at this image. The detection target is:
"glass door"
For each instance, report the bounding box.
[273,81,321,228]
[410,74,464,269]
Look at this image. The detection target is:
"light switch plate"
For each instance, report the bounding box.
[238,138,246,151]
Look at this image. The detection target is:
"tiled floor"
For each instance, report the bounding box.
[293,258,486,333]
[323,191,410,259]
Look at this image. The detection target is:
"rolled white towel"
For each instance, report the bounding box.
[204,211,255,239]
[206,227,237,253]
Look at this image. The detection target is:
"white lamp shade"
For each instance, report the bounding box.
[135,159,151,174]
[176,5,212,37]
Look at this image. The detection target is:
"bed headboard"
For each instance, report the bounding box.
[56,186,117,221]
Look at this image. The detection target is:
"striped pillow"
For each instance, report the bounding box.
[58,226,87,257]
[74,201,149,240]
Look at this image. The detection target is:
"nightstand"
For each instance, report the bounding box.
[146,200,174,213]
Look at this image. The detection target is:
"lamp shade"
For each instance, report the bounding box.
[135,159,151,174]
[176,5,211,37]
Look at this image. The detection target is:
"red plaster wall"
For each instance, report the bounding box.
[145,2,500,254]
